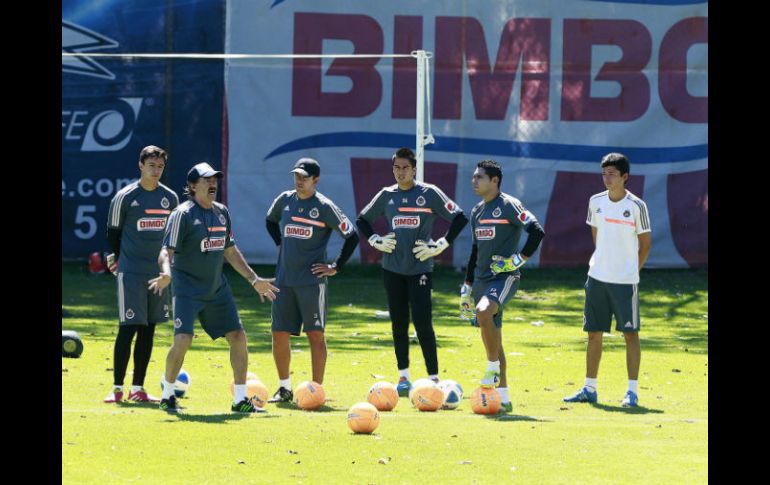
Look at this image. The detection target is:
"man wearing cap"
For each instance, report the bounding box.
[355,147,468,396]
[265,157,360,403]
[149,162,279,414]
[104,145,179,404]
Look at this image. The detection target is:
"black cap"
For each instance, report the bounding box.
[187,162,224,182]
[290,157,320,177]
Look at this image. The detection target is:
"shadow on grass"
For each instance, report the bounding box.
[590,403,664,414]
[170,412,279,423]
[484,413,549,422]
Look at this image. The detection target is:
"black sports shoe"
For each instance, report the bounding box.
[232,397,267,413]
[268,387,293,403]
[159,395,181,413]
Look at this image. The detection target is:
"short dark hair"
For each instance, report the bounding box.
[477,159,503,188]
[392,147,416,168]
[600,152,630,186]
[139,145,167,164]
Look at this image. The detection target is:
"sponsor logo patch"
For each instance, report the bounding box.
[392,215,420,229]
[445,201,457,213]
[339,218,353,234]
[284,224,313,239]
[475,226,495,240]
[200,236,226,251]
[137,218,166,231]
[519,210,534,224]
[130,200,140,207]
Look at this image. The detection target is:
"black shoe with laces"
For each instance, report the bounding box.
[159,395,181,413]
[232,397,267,413]
[268,387,293,403]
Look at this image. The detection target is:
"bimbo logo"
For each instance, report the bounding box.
[392,216,420,229]
[137,218,166,231]
[475,227,495,240]
[200,237,226,252]
[285,224,313,239]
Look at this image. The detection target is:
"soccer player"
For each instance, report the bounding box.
[150,162,279,413]
[459,160,545,413]
[356,147,468,396]
[265,158,360,403]
[104,145,178,404]
[563,153,651,407]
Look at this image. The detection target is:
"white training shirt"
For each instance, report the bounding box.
[586,190,651,284]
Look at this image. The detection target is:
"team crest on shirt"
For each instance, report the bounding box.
[174,318,182,329]
[475,226,495,240]
[125,309,135,320]
[218,214,226,225]
[137,218,166,231]
[392,215,420,229]
[200,236,226,251]
[160,197,170,209]
[284,224,313,239]
[309,207,320,219]
[416,196,426,206]
[623,210,631,218]
[492,207,502,218]
[519,210,534,224]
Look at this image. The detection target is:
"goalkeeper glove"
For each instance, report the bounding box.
[106,253,118,275]
[368,233,397,253]
[459,283,474,321]
[412,237,449,262]
[490,253,526,275]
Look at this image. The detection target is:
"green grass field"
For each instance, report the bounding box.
[62,262,707,484]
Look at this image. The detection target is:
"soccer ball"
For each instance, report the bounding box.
[367,381,399,411]
[408,378,437,401]
[161,369,191,398]
[347,402,380,434]
[229,372,261,395]
[438,379,464,410]
[294,381,325,410]
[410,385,444,411]
[470,387,500,414]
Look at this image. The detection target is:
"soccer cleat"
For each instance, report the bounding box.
[499,401,513,414]
[396,377,412,397]
[232,397,267,413]
[127,388,160,403]
[480,370,500,388]
[621,390,638,408]
[159,395,182,413]
[103,389,124,403]
[563,387,598,403]
[268,387,293,403]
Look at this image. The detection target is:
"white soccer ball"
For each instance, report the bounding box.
[438,379,464,410]
[160,369,191,398]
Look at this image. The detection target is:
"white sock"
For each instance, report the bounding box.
[428,374,439,382]
[130,385,143,393]
[279,378,292,390]
[399,368,410,380]
[487,360,500,373]
[497,387,510,403]
[584,377,598,392]
[161,379,176,399]
[628,380,638,394]
[234,384,247,403]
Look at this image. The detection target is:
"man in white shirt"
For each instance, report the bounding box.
[564,153,651,407]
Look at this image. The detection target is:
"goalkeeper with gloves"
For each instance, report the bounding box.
[356,147,468,397]
[459,160,545,413]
